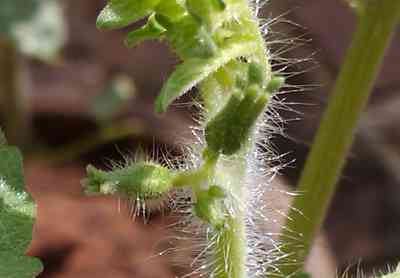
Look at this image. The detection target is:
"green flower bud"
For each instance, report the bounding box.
[194,185,226,228]
[82,162,174,200]
[81,165,107,194]
[266,75,285,93]
[186,0,226,27]
[248,61,265,85]
[205,84,268,155]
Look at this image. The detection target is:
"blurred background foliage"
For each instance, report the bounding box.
[0,0,65,61]
[0,0,399,277]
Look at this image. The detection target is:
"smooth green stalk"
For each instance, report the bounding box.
[276,1,400,276]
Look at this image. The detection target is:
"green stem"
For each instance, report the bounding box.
[214,213,247,277]
[198,73,248,278]
[212,151,250,278]
[276,1,400,275]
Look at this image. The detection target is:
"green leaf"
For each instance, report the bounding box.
[0,199,43,278]
[0,147,24,193]
[166,15,218,59]
[155,40,257,113]
[0,143,43,277]
[154,0,186,21]
[96,0,161,29]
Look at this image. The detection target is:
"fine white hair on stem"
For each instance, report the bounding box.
[150,4,317,278]
[97,1,317,277]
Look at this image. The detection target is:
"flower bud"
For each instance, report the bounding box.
[82,162,174,200]
[205,84,268,155]
[194,185,226,228]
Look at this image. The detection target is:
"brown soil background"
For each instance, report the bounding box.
[3,0,400,277]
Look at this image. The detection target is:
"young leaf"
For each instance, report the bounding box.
[165,15,218,60]
[154,0,186,21]
[155,40,257,113]
[96,0,161,29]
[0,142,43,277]
[125,13,166,47]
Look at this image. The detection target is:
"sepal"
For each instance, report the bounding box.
[96,0,161,29]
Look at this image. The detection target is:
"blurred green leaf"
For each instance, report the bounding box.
[0,136,43,277]
[90,75,136,123]
[0,0,39,36]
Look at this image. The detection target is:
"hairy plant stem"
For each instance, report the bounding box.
[92,1,275,277]
[212,155,248,278]
[198,30,270,277]
[276,1,400,275]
